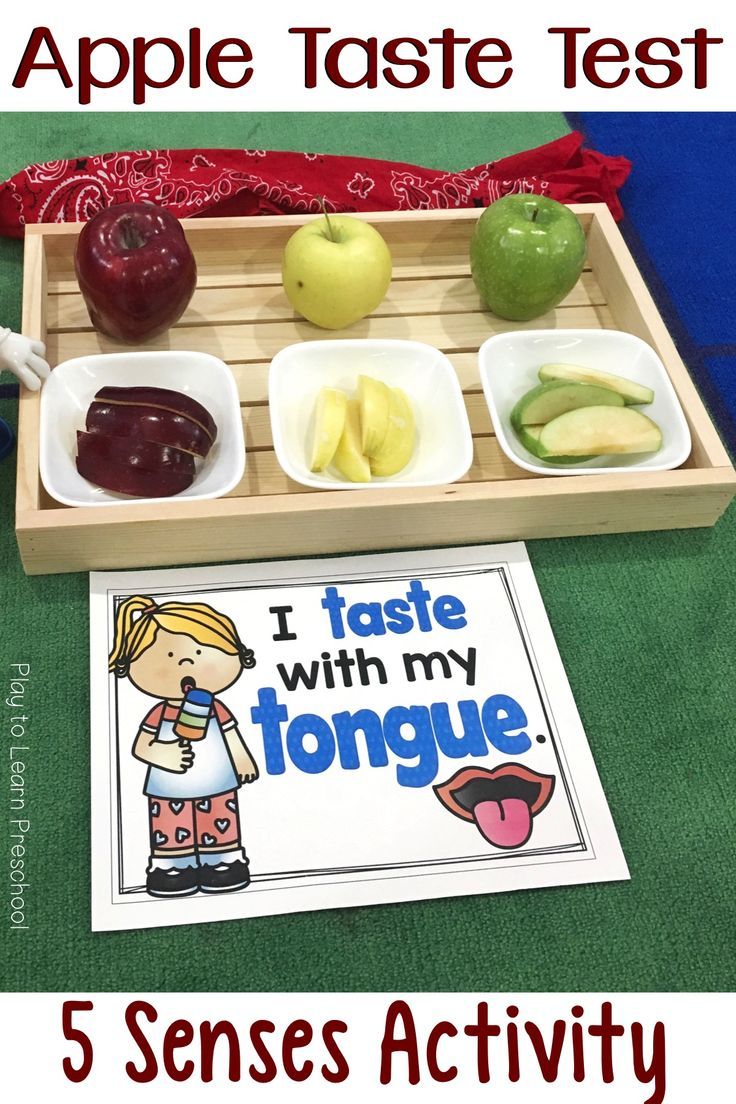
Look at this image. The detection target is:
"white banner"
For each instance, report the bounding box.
[0,992,732,1100]
[0,0,733,111]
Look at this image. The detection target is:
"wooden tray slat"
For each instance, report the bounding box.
[46,304,615,365]
[48,258,594,296]
[48,271,606,332]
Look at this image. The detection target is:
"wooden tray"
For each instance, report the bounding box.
[16,205,736,575]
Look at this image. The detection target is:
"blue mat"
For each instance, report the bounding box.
[572,112,736,454]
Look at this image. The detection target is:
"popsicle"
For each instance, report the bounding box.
[173,687,214,742]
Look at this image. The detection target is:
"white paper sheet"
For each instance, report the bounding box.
[89,543,628,931]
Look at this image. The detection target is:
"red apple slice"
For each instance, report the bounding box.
[86,402,212,457]
[94,386,217,443]
[76,432,195,497]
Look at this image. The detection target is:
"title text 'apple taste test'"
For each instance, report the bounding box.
[11,25,724,103]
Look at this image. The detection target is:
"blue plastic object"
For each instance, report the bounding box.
[0,418,15,462]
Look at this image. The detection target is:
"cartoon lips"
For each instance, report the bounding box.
[434,764,555,850]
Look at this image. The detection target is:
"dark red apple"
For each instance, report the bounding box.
[94,385,217,442]
[74,203,197,343]
[76,431,195,497]
[86,402,212,457]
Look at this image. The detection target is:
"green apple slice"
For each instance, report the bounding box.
[358,374,391,456]
[518,424,596,464]
[537,406,663,457]
[510,380,624,430]
[538,362,654,405]
[332,399,371,482]
[309,387,348,472]
[369,387,415,477]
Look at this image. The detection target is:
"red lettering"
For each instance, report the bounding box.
[321,1019,350,1084]
[464,1002,501,1084]
[61,1000,94,1083]
[551,25,722,91]
[200,1020,242,1082]
[506,1005,520,1082]
[78,37,129,106]
[380,1000,420,1085]
[132,37,185,106]
[634,39,681,89]
[189,27,201,88]
[248,1019,278,1083]
[382,38,430,89]
[282,1019,313,1081]
[206,39,253,88]
[587,1001,625,1084]
[681,27,723,89]
[324,38,377,89]
[466,38,512,89]
[426,1021,458,1082]
[289,27,331,89]
[524,1018,566,1082]
[582,38,630,89]
[162,1019,195,1082]
[13,27,72,89]
[548,26,590,88]
[571,1005,585,1082]
[125,1000,159,1084]
[428,28,471,89]
[632,1019,667,1104]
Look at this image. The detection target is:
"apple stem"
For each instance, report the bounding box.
[530,206,539,223]
[118,214,146,250]
[318,196,339,243]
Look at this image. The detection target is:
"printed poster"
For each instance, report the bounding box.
[89,543,628,931]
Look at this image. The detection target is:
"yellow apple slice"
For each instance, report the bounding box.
[309,387,348,472]
[332,399,371,483]
[358,374,391,457]
[369,387,415,477]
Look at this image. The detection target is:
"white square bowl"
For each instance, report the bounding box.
[39,351,245,507]
[478,329,692,476]
[268,339,473,490]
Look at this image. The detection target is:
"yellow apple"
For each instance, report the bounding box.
[282,214,392,330]
[358,374,391,456]
[309,387,347,472]
[369,387,415,477]
[332,399,371,482]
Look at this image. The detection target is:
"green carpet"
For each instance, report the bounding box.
[1,113,734,992]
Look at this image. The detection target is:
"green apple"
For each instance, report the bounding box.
[309,387,347,472]
[537,406,663,457]
[517,423,595,464]
[282,214,392,330]
[538,362,654,405]
[510,380,623,430]
[470,195,586,321]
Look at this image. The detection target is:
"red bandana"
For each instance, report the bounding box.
[0,131,630,239]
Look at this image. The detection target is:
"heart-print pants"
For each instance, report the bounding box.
[149,792,241,856]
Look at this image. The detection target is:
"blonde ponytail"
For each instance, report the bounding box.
[108,595,159,675]
[108,595,255,676]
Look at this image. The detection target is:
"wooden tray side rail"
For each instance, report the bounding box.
[15,206,736,575]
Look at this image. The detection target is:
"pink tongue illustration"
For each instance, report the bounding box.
[473,798,532,848]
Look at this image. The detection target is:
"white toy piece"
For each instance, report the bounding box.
[0,327,50,391]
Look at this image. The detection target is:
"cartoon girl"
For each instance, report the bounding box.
[108,595,259,899]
